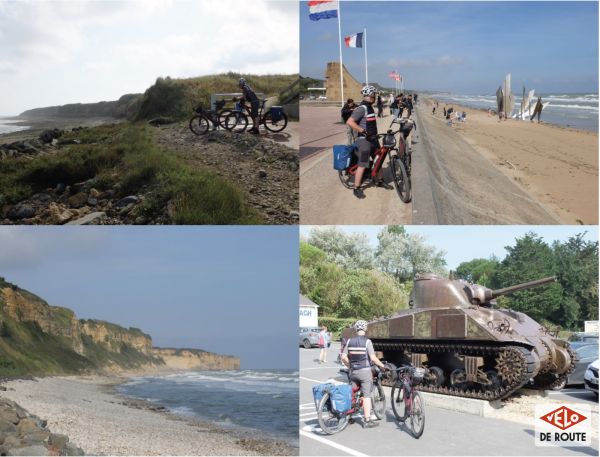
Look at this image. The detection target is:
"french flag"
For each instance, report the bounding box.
[308,1,338,21]
[344,32,363,48]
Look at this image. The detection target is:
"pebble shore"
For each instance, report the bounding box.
[1,376,297,456]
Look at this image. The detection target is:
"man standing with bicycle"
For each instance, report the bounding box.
[341,320,387,428]
[346,86,386,199]
[238,78,260,134]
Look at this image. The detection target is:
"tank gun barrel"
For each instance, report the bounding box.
[491,276,556,298]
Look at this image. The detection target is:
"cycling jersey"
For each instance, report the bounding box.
[350,101,377,137]
[241,83,259,103]
[345,335,373,370]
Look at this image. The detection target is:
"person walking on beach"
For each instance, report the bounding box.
[388,93,394,116]
[531,96,543,123]
[341,99,357,146]
[318,326,330,363]
[376,95,384,118]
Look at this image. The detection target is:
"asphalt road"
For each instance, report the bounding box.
[299,102,559,224]
[299,343,598,456]
[299,105,413,225]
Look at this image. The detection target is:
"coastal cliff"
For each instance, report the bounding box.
[153,348,240,370]
[0,277,239,376]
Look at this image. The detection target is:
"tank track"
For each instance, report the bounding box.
[374,341,537,401]
[533,344,578,390]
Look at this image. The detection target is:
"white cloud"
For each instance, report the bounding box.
[0,0,298,113]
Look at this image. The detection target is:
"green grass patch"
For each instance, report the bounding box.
[0,122,260,224]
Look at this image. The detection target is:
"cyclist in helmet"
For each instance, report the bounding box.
[238,78,260,134]
[346,85,387,199]
[341,320,386,428]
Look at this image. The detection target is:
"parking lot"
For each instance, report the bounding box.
[300,343,598,456]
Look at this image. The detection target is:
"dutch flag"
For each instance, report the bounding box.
[308,0,338,21]
[344,32,363,48]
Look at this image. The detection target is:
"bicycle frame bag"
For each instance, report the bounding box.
[328,383,352,414]
[333,144,355,171]
[270,106,284,122]
[312,382,333,410]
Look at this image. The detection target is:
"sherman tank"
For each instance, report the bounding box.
[345,274,576,400]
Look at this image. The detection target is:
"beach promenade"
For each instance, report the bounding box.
[300,102,597,225]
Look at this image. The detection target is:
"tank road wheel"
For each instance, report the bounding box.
[485,370,502,391]
[427,366,445,387]
[450,369,468,388]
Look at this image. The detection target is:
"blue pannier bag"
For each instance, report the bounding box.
[270,106,284,122]
[333,144,354,171]
[312,382,333,410]
[328,383,352,414]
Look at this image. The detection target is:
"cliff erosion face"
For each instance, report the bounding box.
[0,280,239,376]
[1,287,85,353]
[153,348,240,371]
[80,320,152,355]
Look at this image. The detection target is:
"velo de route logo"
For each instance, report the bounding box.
[535,404,592,447]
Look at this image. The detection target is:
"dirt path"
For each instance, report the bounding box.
[152,122,299,225]
[299,105,413,225]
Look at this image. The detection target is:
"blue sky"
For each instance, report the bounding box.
[301,1,598,94]
[300,225,598,270]
[0,227,298,370]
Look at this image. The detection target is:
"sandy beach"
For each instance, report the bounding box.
[1,376,297,456]
[424,98,598,224]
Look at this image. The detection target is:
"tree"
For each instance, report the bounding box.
[375,229,447,282]
[553,233,599,328]
[492,233,563,325]
[454,257,499,286]
[307,227,374,269]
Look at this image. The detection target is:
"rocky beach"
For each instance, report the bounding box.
[0,376,297,456]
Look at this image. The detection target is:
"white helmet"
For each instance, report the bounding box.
[354,320,368,332]
[360,85,376,97]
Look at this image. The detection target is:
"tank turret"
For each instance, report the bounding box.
[365,274,575,400]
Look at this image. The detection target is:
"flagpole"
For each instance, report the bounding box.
[337,0,344,106]
[363,27,368,86]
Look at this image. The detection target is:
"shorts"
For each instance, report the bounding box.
[250,100,260,118]
[354,137,379,168]
[350,368,373,398]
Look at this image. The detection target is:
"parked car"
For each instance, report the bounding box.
[318,96,327,101]
[300,328,320,349]
[569,332,599,343]
[308,95,316,100]
[553,343,599,389]
[584,359,598,396]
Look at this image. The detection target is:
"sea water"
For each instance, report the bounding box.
[428,92,598,132]
[118,369,299,448]
[0,118,29,134]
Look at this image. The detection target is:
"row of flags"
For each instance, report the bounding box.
[308,0,403,102]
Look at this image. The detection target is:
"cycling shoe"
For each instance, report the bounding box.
[353,188,365,199]
[363,420,379,429]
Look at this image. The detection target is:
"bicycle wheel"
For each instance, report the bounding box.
[372,384,386,420]
[218,109,232,128]
[224,112,248,133]
[263,112,288,133]
[317,393,349,435]
[390,382,408,422]
[338,170,355,189]
[408,391,425,439]
[390,155,412,203]
[189,115,209,135]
